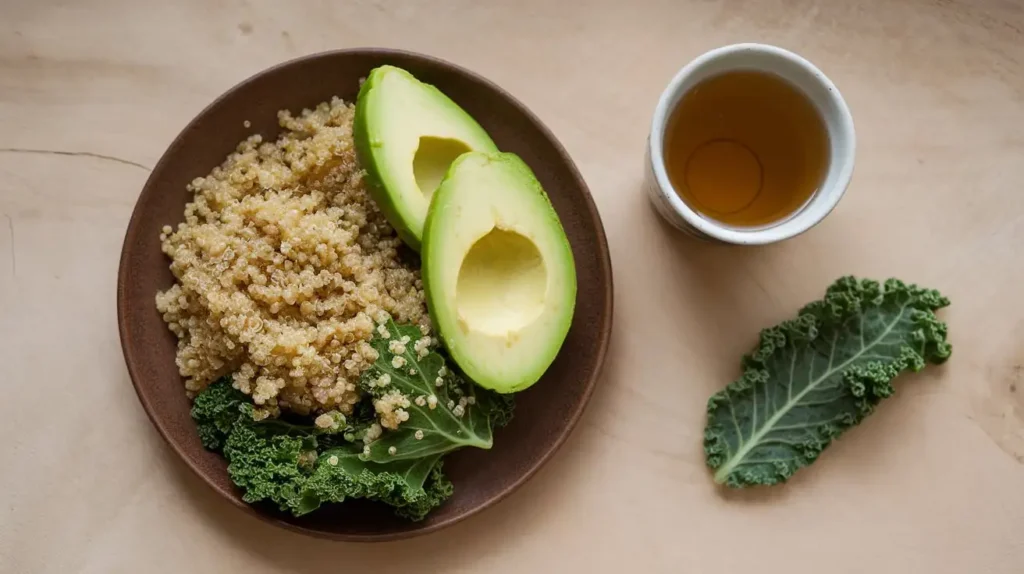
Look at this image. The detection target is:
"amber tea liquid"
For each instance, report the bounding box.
[663,70,829,227]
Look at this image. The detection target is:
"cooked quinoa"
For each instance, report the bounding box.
[156,97,429,419]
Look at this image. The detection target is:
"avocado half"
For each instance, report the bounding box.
[353,65,498,251]
[422,152,577,393]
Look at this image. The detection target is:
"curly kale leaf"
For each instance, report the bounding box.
[293,451,453,520]
[191,378,247,450]
[191,378,454,520]
[358,319,515,463]
[704,277,952,487]
[473,386,516,430]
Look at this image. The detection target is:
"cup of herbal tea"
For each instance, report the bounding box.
[645,43,855,244]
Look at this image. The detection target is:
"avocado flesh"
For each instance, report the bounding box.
[354,65,498,251]
[422,152,576,393]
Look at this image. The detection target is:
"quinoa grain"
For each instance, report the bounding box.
[156,97,428,419]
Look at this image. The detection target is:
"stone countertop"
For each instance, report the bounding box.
[1,1,1022,572]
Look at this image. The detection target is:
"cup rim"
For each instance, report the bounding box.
[648,42,856,245]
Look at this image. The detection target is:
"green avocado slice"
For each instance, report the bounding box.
[422,151,576,393]
[354,65,498,251]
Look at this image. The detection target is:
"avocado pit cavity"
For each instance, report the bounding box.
[455,227,547,337]
[413,136,471,200]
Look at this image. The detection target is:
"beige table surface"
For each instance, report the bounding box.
[2,0,1024,572]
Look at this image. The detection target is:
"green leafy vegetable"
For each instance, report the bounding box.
[192,379,454,520]
[191,379,246,450]
[220,407,319,511]
[358,319,515,463]
[189,320,515,520]
[295,451,452,520]
[704,277,952,487]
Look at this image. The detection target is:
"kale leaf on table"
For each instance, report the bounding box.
[704,277,952,487]
[189,320,514,520]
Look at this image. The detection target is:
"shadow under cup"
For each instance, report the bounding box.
[645,43,856,245]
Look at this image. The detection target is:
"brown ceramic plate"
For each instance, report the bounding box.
[117,49,612,541]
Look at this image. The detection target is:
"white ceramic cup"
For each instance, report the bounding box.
[644,43,855,244]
